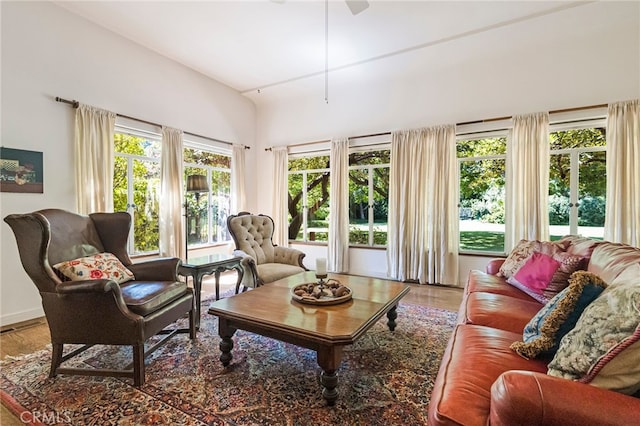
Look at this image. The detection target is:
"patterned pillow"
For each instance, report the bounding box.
[498,239,566,279]
[506,251,586,304]
[542,251,587,301]
[547,265,640,395]
[54,252,135,284]
[510,271,607,359]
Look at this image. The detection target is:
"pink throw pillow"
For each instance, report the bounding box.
[509,252,561,298]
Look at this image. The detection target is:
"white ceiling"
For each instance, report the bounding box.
[53,1,631,104]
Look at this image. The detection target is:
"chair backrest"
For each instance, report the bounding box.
[227,212,276,264]
[4,209,132,293]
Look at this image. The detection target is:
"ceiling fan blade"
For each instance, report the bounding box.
[345,0,369,15]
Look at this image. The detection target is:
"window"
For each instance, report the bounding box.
[114,132,161,254]
[114,129,232,255]
[348,149,390,246]
[548,126,606,240]
[457,136,507,253]
[184,147,232,247]
[288,155,330,242]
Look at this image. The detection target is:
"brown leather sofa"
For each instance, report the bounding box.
[428,236,640,425]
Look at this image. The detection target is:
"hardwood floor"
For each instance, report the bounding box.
[1,272,463,425]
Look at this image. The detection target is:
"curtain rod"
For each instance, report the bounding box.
[264,131,391,151]
[55,97,249,149]
[264,103,608,151]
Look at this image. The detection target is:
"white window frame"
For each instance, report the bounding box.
[114,126,162,255]
[288,164,330,242]
[456,132,509,255]
[548,117,606,237]
[348,159,390,247]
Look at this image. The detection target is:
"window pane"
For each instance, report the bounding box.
[306,171,330,242]
[349,169,368,245]
[372,167,389,245]
[549,153,571,239]
[288,173,304,241]
[185,167,209,246]
[348,150,390,165]
[550,128,606,150]
[132,159,160,253]
[211,170,231,242]
[113,156,128,212]
[459,157,505,252]
[115,133,160,157]
[289,155,329,172]
[184,148,230,168]
[578,151,606,239]
[457,137,506,158]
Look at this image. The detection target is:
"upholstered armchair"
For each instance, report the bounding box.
[4,209,196,386]
[227,212,307,290]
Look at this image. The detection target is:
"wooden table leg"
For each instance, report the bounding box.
[193,273,203,329]
[317,345,344,406]
[218,318,237,367]
[386,305,398,331]
[214,267,222,301]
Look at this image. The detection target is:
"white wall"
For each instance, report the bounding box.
[253,1,640,285]
[0,1,256,325]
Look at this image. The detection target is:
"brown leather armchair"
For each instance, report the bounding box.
[4,209,196,386]
[227,212,307,290]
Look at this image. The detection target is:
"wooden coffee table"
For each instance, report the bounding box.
[207,271,410,405]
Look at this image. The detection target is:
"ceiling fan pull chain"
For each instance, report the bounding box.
[325,0,329,104]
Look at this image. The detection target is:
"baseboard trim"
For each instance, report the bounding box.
[1,307,45,328]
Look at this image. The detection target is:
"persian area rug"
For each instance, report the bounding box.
[1,301,456,426]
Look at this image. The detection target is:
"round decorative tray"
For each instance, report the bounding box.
[291,279,352,305]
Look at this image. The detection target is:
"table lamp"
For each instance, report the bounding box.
[185,174,209,261]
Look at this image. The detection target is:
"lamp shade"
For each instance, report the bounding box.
[186,175,209,193]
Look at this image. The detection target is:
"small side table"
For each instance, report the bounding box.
[178,254,243,328]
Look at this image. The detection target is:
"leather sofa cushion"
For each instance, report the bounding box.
[256,263,306,284]
[429,324,548,426]
[120,280,188,316]
[588,242,640,285]
[466,270,539,301]
[461,292,543,334]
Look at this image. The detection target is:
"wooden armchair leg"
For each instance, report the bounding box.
[132,342,145,387]
[50,343,63,378]
[189,308,196,339]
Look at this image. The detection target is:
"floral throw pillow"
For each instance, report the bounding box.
[498,239,566,279]
[510,271,607,359]
[547,265,640,395]
[53,252,135,284]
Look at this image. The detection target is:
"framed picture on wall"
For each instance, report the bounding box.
[0,147,44,193]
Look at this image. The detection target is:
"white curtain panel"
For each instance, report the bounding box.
[604,99,640,245]
[272,146,289,247]
[387,125,459,285]
[328,138,350,273]
[505,112,550,250]
[74,104,116,214]
[231,144,247,213]
[159,127,184,259]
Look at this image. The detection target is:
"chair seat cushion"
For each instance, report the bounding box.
[256,263,306,284]
[120,280,188,316]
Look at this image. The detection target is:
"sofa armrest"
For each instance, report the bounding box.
[490,370,640,426]
[486,258,506,275]
[128,257,180,281]
[273,246,307,269]
[233,250,257,268]
[57,279,119,294]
